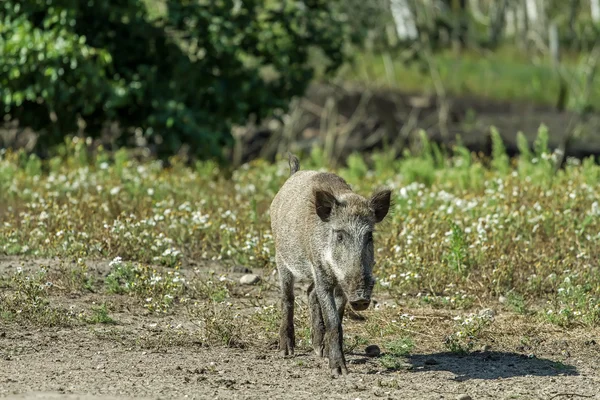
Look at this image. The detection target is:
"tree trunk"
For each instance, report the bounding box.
[390,0,418,40]
[489,0,509,48]
[526,0,538,23]
[592,0,600,22]
[568,0,581,44]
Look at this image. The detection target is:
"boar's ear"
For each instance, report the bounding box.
[369,189,391,223]
[314,189,338,222]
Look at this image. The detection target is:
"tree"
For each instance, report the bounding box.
[0,0,349,161]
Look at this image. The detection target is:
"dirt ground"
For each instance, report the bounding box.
[1,257,600,400]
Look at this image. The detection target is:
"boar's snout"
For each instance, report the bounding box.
[347,281,374,311]
[349,298,371,311]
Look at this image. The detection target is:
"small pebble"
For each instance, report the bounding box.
[365,345,380,357]
[479,308,495,318]
[498,295,507,304]
[456,395,472,400]
[240,274,261,285]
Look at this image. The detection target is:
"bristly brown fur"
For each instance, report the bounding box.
[311,172,350,191]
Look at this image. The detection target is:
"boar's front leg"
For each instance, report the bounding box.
[334,285,347,322]
[308,285,345,359]
[315,273,348,376]
[277,262,295,357]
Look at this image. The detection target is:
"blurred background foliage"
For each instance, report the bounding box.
[3,0,600,162]
[0,0,349,161]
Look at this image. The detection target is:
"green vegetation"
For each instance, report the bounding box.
[2,125,600,356]
[444,310,494,353]
[339,47,600,110]
[380,337,415,370]
[86,303,116,325]
[105,258,185,313]
[0,264,114,326]
[0,266,73,326]
[0,0,348,160]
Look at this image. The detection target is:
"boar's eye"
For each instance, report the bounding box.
[336,231,344,243]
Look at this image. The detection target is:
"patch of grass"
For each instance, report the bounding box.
[505,292,529,315]
[46,259,96,293]
[543,272,600,327]
[85,303,116,325]
[347,307,416,350]
[344,334,369,353]
[443,222,470,276]
[105,257,186,313]
[189,273,234,303]
[188,301,246,348]
[385,337,415,356]
[0,268,77,327]
[250,303,280,335]
[444,310,495,354]
[249,302,313,350]
[379,337,414,370]
[379,355,409,371]
[105,258,137,295]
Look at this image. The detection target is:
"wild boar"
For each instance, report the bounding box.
[270,153,391,376]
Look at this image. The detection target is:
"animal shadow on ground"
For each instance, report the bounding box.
[407,351,578,381]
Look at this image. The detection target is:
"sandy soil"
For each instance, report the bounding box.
[1,257,600,400]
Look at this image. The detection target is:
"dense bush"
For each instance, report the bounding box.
[0,0,348,160]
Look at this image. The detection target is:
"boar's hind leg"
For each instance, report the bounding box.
[307,282,326,357]
[277,264,295,357]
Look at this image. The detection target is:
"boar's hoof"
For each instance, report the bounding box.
[278,340,294,357]
[279,349,294,358]
[314,347,324,357]
[330,366,349,377]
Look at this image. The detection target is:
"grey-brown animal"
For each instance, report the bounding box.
[270,153,391,376]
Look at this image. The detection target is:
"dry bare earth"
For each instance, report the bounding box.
[1,257,600,400]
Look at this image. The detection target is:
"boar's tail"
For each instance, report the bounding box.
[287,152,300,176]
